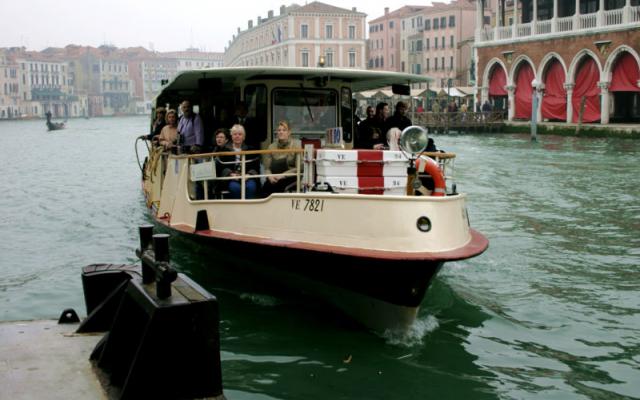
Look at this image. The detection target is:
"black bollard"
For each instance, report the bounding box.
[139,225,154,283]
[152,234,175,299]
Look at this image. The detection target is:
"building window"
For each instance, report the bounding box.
[426,58,430,71]
[434,37,438,49]
[389,21,394,29]
[416,40,423,51]
[440,17,446,27]
[442,36,445,48]
[326,25,333,39]
[433,18,439,29]
[449,15,455,27]
[425,19,431,30]
[349,51,356,67]
[391,54,394,67]
[326,51,334,67]
[391,37,394,48]
[441,57,445,70]
[426,38,430,50]
[402,20,405,30]
[450,56,454,70]
[380,57,384,67]
[412,18,415,29]
[434,58,438,71]
[450,35,454,48]
[401,61,405,72]
[349,25,356,39]
[302,51,309,67]
[402,39,405,50]
[379,23,383,31]
[301,24,308,38]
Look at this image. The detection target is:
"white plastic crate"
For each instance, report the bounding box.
[316,175,407,195]
[315,149,408,177]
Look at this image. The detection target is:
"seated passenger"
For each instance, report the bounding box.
[212,128,229,152]
[155,109,178,149]
[262,120,302,197]
[221,124,260,199]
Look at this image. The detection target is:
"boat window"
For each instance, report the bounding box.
[272,88,338,140]
[244,84,268,146]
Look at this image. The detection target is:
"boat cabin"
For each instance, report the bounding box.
[151,67,430,149]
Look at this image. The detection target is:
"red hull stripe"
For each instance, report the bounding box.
[156,217,488,262]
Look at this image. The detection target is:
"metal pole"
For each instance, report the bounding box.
[531,90,538,141]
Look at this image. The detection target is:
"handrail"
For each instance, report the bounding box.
[420,151,456,160]
[182,148,305,159]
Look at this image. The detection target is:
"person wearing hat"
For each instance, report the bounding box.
[147,107,166,140]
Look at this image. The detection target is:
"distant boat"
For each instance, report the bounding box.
[45,111,65,131]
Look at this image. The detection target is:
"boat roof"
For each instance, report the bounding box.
[159,66,433,93]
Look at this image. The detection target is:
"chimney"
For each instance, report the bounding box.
[352,7,357,12]
[268,10,273,18]
[280,5,286,15]
[385,7,389,15]
[248,20,253,29]
[258,16,262,24]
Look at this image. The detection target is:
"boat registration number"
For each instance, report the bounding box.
[291,198,325,212]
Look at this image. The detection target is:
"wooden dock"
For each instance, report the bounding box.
[410,111,506,133]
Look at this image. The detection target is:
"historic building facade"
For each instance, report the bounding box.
[224,2,367,68]
[475,0,640,123]
[368,6,427,73]
[403,1,477,88]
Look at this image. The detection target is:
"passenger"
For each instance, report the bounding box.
[385,101,412,132]
[212,128,230,152]
[177,100,204,153]
[386,127,402,151]
[147,107,166,140]
[221,124,260,199]
[155,109,178,149]
[262,120,302,197]
[228,102,260,148]
[357,102,389,150]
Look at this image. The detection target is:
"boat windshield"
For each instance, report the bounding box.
[272,88,337,140]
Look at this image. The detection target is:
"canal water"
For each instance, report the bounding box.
[0,116,638,400]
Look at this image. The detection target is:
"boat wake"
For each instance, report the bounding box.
[381,314,439,347]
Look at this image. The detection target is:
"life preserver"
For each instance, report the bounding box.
[415,156,446,196]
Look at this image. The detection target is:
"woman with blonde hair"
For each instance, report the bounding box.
[155,109,178,149]
[262,120,302,197]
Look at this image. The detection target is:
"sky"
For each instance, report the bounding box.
[2,0,446,53]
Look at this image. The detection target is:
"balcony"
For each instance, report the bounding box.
[477,5,640,45]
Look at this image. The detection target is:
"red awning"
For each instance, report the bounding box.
[488,66,507,96]
[572,58,600,123]
[609,52,640,92]
[541,60,567,121]
[514,63,534,120]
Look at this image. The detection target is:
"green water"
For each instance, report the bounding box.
[0,117,638,399]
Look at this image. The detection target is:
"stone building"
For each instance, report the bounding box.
[368,6,427,73]
[475,0,640,123]
[225,2,367,68]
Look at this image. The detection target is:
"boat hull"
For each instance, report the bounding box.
[155,218,487,331]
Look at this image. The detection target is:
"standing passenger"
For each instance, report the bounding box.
[155,109,178,149]
[177,100,204,153]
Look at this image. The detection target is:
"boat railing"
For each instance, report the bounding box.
[184,148,305,200]
[156,146,457,200]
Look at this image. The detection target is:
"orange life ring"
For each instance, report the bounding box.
[415,156,446,196]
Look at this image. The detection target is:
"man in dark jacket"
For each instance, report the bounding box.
[385,101,412,132]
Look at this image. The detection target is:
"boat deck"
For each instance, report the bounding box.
[0,320,106,400]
